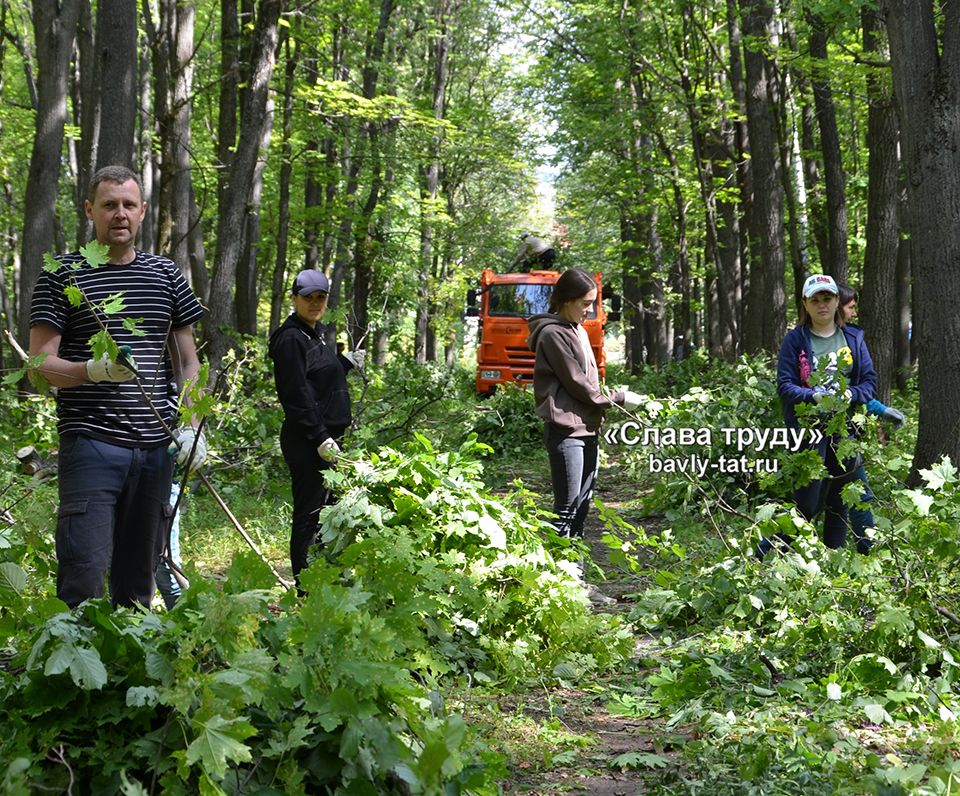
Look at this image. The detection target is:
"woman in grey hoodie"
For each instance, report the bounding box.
[527,269,640,541]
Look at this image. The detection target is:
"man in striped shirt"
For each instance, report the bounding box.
[28,165,205,609]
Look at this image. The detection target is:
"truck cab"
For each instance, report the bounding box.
[466,268,618,395]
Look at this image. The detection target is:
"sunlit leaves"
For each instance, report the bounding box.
[183,715,256,778]
[79,241,111,268]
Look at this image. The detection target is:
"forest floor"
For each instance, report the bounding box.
[481,455,682,795]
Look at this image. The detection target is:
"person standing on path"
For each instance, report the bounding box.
[28,165,205,608]
[527,268,641,548]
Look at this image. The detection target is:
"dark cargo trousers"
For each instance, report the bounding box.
[56,434,173,608]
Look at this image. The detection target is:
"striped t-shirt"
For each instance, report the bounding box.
[30,250,204,447]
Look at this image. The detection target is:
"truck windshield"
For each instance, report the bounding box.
[487,283,597,318]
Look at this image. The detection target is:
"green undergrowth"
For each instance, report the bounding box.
[0,434,632,794]
[589,358,958,794]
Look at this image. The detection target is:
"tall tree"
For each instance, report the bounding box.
[740,0,786,352]
[18,0,80,345]
[806,10,848,284]
[93,0,137,170]
[270,32,298,333]
[154,0,195,276]
[858,7,899,405]
[205,0,283,373]
[415,0,452,363]
[882,0,960,480]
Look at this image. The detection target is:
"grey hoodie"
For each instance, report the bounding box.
[527,313,624,436]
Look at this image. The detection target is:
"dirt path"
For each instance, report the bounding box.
[490,457,679,795]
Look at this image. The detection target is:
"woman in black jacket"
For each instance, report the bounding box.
[269,269,363,582]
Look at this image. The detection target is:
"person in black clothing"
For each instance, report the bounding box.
[269,269,364,582]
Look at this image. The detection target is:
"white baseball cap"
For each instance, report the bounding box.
[801,273,838,299]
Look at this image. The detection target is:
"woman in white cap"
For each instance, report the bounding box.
[760,273,877,557]
[268,269,364,584]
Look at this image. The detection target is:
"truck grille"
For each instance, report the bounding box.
[505,346,534,363]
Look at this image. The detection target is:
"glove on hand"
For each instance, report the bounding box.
[881,405,905,428]
[317,437,341,462]
[86,353,137,383]
[621,390,643,412]
[812,385,831,403]
[170,427,207,471]
[344,349,366,372]
[812,385,850,403]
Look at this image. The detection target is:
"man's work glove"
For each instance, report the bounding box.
[621,390,643,412]
[881,405,905,428]
[169,427,208,471]
[317,437,341,462]
[86,351,137,383]
[344,349,366,372]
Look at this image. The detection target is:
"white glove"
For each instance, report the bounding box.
[317,437,341,462]
[85,355,136,383]
[621,390,642,412]
[170,427,207,471]
[344,349,366,372]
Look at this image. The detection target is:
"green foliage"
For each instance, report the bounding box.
[0,424,629,792]
[471,384,543,458]
[318,434,633,683]
[613,353,784,517]
[519,351,952,793]
[0,584,500,794]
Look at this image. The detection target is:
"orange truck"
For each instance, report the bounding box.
[466,268,620,395]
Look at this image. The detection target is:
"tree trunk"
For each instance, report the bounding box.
[350,135,386,348]
[894,223,911,392]
[302,49,322,272]
[785,20,829,282]
[771,41,806,316]
[157,0,195,276]
[740,0,786,352]
[205,0,282,374]
[271,34,298,333]
[714,151,742,359]
[217,0,240,208]
[660,140,690,359]
[18,0,80,345]
[882,0,960,480]
[188,181,209,301]
[807,11,848,284]
[642,209,670,364]
[726,0,752,345]
[416,0,450,364]
[620,212,645,373]
[94,0,137,170]
[329,0,396,346]
[236,95,274,334]
[74,0,96,245]
[138,33,156,249]
[858,7,900,405]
